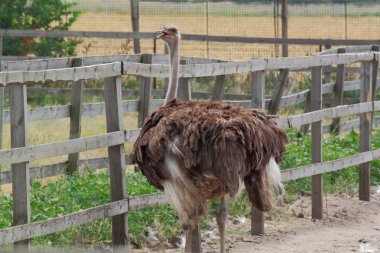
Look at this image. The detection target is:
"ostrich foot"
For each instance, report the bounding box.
[217,196,227,253]
[185,223,202,253]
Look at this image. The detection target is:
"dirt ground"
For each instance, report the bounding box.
[137,191,380,253]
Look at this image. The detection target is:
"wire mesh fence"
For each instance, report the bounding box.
[10,0,380,59]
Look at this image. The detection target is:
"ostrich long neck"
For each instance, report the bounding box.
[164,41,179,104]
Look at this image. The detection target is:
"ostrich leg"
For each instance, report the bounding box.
[217,196,228,253]
[185,224,202,253]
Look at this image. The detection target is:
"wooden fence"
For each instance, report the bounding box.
[0,48,379,250]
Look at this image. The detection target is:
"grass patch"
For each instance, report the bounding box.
[0,169,179,248]
[1,128,380,247]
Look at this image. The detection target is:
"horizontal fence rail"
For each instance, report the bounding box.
[1,29,380,47]
[0,52,376,86]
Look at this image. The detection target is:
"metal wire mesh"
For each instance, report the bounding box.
[67,0,380,59]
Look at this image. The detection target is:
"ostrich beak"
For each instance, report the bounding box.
[156,27,169,39]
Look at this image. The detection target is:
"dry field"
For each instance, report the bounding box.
[70,10,380,59]
[0,113,138,180]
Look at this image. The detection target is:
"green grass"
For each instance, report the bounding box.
[2,127,380,249]
[0,169,179,248]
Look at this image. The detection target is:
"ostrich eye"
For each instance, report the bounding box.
[169,28,177,34]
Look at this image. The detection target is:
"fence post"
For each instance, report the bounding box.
[177,60,191,101]
[104,75,128,249]
[0,62,3,176]
[359,61,373,201]
[211,75,226,101]
[324,45,332,84]
[66,58,84,174]
[371,46,379,128]
[130,0,141,54]
[268,69,289,114]
[138,54,153,127]
[311,66,323,219]
[9,84,31,249]
[250,70,265,235]
[331,48,346,133]
[300,91,311,134]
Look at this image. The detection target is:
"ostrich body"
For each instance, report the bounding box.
[133,27,287,252]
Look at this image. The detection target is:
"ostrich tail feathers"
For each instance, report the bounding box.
[267,156,284,197]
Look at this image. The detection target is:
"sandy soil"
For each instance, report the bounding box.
[137,192,380,253]
[208,193,380,253]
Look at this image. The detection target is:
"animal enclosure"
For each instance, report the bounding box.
[0,47,380,249]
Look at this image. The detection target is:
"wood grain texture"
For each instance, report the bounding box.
[0,131,126,165]
[9,84,30,248]
[123,53,374,78]
[0,62,121,86]
[331,48,346,133]
[104,76,128,247]
[359,61,372,201]
[67,58,84,173]
[310,66,323,219]
[138,54,153,127]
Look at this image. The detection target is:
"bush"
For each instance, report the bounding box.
[0,0,81,57]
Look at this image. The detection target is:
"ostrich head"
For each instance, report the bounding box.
[157,26,180,48]
[157,26,181,104]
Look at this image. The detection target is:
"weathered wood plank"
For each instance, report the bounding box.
[2,54,139,72]
[177,60,191,101]
[359,61,372,201]
[0,131,126,165]
[0,198,129,245]
[123,53,373,78]
[268,69,289,114]
[128,192,166,211]
[331,48,346,133]
[104,75,128,247]
[281,150,377,181]
[138,54,153,127]
[9,84,30,248]
[310,66,323,219]
[318,45,374,55]
[2,100,139,123]
[0,192,167,245]
[371,47,379,127]
[0,62,122,86]
[130,0,141,54]
[275,102,374,129]
[251,71,265,109]
[0,87,3,165]
[1,154,136,185]
[250,70,266,235]
[67,58,84,174]
[212,75,226,101]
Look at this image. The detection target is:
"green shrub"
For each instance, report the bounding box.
[0,0,81,57]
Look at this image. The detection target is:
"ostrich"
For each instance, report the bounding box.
[133,26,287,253]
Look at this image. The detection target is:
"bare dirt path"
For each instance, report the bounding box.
[134,193,380,252]
[221,193,380,253]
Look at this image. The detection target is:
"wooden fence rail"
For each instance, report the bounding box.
[0,49,379,249]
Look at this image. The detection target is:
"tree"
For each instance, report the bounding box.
[0,0,81,57]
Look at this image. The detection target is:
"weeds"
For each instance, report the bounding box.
[1,127,380,247]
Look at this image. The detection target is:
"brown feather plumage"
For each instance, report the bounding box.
[133,98,287,229]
